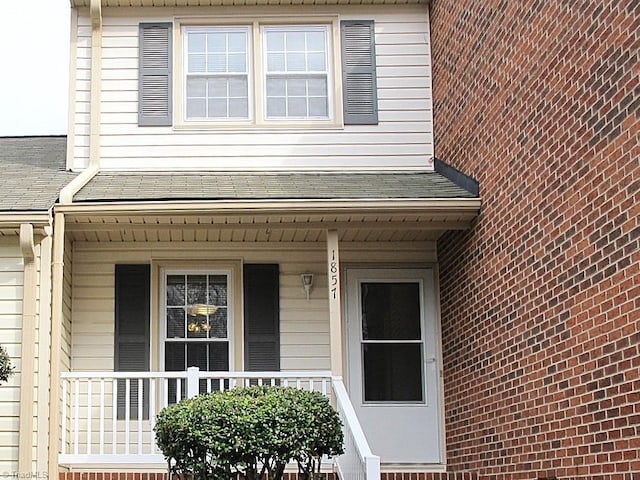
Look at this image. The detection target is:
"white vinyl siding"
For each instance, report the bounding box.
[70,240,437,373]
[70,6,433,170]
[0,242,23,472]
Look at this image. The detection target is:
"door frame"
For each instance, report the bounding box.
[342,265,446,467]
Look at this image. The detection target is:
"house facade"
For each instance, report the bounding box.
[48,0,477,478]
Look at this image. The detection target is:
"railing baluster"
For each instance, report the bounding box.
[73,379,79,455]
[61,379,67,455]
[138,378,143,454]
[99,379,105,455]
[112,378,117,454]
[149,377,156,454]
[125,378,131,455]
[86,379,92,454]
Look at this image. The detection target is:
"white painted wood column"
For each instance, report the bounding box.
[326,230,343,377]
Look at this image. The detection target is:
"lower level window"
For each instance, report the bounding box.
[163,271,231,399]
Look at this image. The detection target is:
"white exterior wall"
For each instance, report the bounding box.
[70,5,434,171]
[0,241,23,473]
[70,240,437,372]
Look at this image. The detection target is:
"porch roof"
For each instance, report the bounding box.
[74,171,476,203]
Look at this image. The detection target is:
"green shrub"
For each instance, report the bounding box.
[154,386,344,480]
[0,345,14,385]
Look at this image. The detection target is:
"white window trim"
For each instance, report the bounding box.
[174,15,343,130]
[159,267,235,373]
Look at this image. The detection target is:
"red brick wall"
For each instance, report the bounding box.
[431,1,639,479]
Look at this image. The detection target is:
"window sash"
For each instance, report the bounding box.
[162,271,232,373]
[184,26,251,120]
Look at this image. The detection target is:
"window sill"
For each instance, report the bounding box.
[173,121,344,132]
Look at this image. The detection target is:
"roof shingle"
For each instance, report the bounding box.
[0,137,77,211]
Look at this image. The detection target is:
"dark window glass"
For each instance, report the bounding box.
[361,282,421,340]
[363,343,423,402]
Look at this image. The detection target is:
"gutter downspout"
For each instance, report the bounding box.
[59,0,102,204]
[47,213,65,480]
[49,2,102,476]
[18,224,37,474]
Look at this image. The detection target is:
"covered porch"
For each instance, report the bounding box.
[51,171,480,478]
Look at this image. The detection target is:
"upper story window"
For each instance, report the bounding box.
[185,27,250,120]
[138,20,378,128]
[263,26,330,120]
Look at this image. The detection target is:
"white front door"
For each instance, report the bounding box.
[346,268,443,464]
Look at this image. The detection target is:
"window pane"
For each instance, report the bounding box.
[229,98,248,118]
[309,97,328,117]
[287,78,306,96]
[286,31,305,50]
[228,32,246,52]
[307,52,325,71]
[228,77,247,98]
[165,343,185,371]
[307,78,327,96]
[209,342,230,371]
[187,77,206,97]
[188,33,206,53]
[266,31,285,51]
[363,343,423,402]
[186,313,208,338]
[208,308,228,338]
[186,98,206,118]
[228,53,246,73]
[267,53,285,72]
[208,99,228,118]
[267,97,286,117]
[287,53,306,72]
[166,308,185,338]
[267,78,286,96]
[166,275,185,306]
[361,282,421,340]
[187,275,207,304]
[287,97,307,117]
[306,31,325,51]
[208,53,227,73]
[187,343,208,370]
[208,77,227,98]
[207,32,226,53]
[188,54,206,73]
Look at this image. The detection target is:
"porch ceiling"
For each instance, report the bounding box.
[64,209,476,242]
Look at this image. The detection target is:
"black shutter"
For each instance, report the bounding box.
[341,20,378,125]
[139,23,172,126]
[114,264,150,419]
[243,264,280,372]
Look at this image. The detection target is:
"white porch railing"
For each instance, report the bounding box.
[332,378,380,480]
[59,369,380,480]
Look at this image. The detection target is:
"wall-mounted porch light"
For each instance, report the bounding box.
[300,273,314,300]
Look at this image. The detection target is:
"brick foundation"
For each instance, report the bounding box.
[431,0,639,479]
[59,474,337,480]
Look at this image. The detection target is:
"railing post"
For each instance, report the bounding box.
[187,367,200,398]
[365,455,381,480]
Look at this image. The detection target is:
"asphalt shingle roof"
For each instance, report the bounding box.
[74,171,477,202]
[0,136,77,211]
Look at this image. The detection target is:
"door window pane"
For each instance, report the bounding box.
[361,282,421,340]
[363,343,423,402]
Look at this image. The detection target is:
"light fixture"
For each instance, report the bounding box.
[186,304,218,333]
[301,273,314,300]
